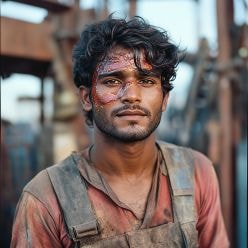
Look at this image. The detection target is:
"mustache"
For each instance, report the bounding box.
[111,104,151,117]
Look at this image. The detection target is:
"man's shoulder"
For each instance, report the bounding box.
[157,140,193,153]
[157,140,213,169]
[24,154,75,202]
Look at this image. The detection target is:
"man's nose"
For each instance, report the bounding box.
[120,82,141,104]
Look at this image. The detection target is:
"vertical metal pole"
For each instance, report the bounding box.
[129,0,137,18]
[40,78,45,126]
[216,0,234,245]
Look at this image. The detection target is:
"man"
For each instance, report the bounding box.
[11,16,229,247]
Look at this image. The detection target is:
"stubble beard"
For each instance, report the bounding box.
[92,106,163,143]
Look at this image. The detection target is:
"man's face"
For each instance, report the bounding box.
[89,46,168,142]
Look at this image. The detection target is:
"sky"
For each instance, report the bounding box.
[1,0,247,127]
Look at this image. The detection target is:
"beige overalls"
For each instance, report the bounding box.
[46,142,198,247]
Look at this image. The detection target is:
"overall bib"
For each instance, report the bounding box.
[47,142,198,247]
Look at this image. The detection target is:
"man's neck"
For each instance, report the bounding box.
[90,130,158,181]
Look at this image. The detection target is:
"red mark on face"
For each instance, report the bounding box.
[93,82,133,105]
[91,47,153,105]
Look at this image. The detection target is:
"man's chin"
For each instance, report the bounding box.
[94,116,161,143]
[103,128,153,143]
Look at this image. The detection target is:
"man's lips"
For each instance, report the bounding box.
[116,109,147,117]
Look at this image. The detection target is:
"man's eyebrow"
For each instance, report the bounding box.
[138,70,160,77]
[97,69,160,80]
[97,71,124,80]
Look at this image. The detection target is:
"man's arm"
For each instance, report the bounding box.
[194,151,229,248]
[11,192,72,248]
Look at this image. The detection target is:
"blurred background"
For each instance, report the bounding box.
[0,0,247,247]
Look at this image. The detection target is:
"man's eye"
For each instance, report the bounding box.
[139,79,155,86]
[103,79,121,86]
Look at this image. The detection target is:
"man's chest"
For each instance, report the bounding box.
[86,174,173,238]
[45,145,198,247]
[107,178,153,219]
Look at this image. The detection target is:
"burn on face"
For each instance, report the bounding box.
[91,46,154,106]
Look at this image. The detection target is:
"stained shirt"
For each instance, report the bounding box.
[11,146,229,248]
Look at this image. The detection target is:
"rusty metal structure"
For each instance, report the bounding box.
[1,0,247,247]
[169,1,247,246]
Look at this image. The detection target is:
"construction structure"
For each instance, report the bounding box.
[1,0,247,247]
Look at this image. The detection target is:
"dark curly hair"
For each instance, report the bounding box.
[73,15,182,126]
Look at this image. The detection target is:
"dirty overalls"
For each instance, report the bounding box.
[47,142,198,247]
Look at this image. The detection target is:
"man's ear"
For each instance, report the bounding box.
[78,86,92,111]
[162,93,169,112]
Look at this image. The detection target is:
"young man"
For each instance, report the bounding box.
[11,16,229,247]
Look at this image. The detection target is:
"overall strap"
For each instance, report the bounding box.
[47,154,98,242]
[158,141,198,247]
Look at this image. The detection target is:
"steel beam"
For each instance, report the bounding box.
[1,17,52,61]
[216,0,234,245]
[5,0,72,12]
[1,17,53,77]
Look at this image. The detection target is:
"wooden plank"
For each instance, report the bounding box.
[1,55,51,77]
[1,17,52,61]
[216,0,234,245]
[129,0,137,18]
[9,0,73,12]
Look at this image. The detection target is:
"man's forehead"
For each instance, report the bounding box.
[105,46,135,60]
[96,46,152,72]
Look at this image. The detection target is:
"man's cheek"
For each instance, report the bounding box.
[91,84,131,105]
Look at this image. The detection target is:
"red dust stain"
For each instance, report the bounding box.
[94,83,133,105]
[91,47,153,106]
